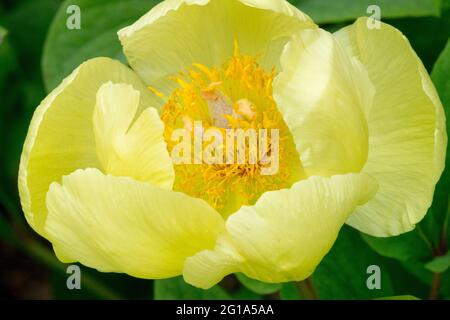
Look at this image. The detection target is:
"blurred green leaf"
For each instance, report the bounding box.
[402,260,450,298]
[402,260,434,286]
[51,265,153,300]
[290,0,441,24]
[425,253,450,273]
[0,24,21,196]
[2,115,28,184]
[365,184,449,295]
[418,208,444,248]
[0,3,64,301]
[0,26,6,45]
[438,273,450,298]
[386,7,450,72]
[42,0,159,91]
[443,0,450,9]
[0,1,58,197]
[375,295,420,300]
[154,277,231,300]
[362,228,433,262]
[50,269,121,300]
[23,241,123,300]
[230,287,264,300]
[431,40,450,243]
[383,259,430,299]
[280,283,302,300]
[1,0,60,69]
[313,227,394,299]
[0,214,20,247]
[235,273,281,295]
[359,216,448,298]
[0,26,17,91]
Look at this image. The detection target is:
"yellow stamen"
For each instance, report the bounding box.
[235,99,256,120]
[161,44,304,216]
[193,63,216,80]
[147,85,165,99]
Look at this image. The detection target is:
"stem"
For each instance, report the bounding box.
[428,198,449,300]
[429,272,442,300]
[296,277,319,300]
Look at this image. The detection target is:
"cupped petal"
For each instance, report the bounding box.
[273,28,374,177]
[118,0,316,96]
[18,57,158,237]
[45,168,224,279]
[334,18,447,236]
[93,82,174,188]
[183,173,378,289]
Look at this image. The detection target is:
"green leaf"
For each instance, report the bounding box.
[23,241,123,300]
[290,0,441,24]
[418,208,444,248]
[431,39,450,246]
[313,227,394,299]
[402,260,434,286]
[0,26,7,45]
[361,228,433,262]
[235,273,281,295]
[51,265,153,300]
[401,260,450,298]
[0,214,20,247]
[280,283,302,300]
[0,27,17,90]
[0,25,21,196]
[154,277,231,300]
[42,0,160,91]
[386,6,450,71]
[443,0,450,9]
[0,2,58,196]
[382,259,430,299]
[425,253,450,273]
[375,295,420,300]
[359,218,450,298]
[231,287,264,300]
[2,0,60,69]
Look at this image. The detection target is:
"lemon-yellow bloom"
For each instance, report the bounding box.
[19,0,446,289]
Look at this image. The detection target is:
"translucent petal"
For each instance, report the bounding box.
[18,57,157,236]
[184,173,378,288]
[335,18,447,236]
[118,0,315,96]
[45,168,224,279]
[273,28,373,177]
[93,82,174,188]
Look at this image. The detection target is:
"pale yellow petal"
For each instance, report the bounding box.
[184,173,378,289]
[45,168,224,279]
[118,0,315,96]
[418,65,447,183]
[93,82,174,188]
[18,57,157,237]
[335,18,447,236]
[273,28,373,177]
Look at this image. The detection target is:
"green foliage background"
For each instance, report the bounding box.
[0,0,449,300]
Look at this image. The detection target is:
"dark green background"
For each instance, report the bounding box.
[0,0,449,300]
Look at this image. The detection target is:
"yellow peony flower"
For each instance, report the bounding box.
[18,0,447,289]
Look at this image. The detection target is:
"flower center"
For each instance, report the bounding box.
[156,43,304,216]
